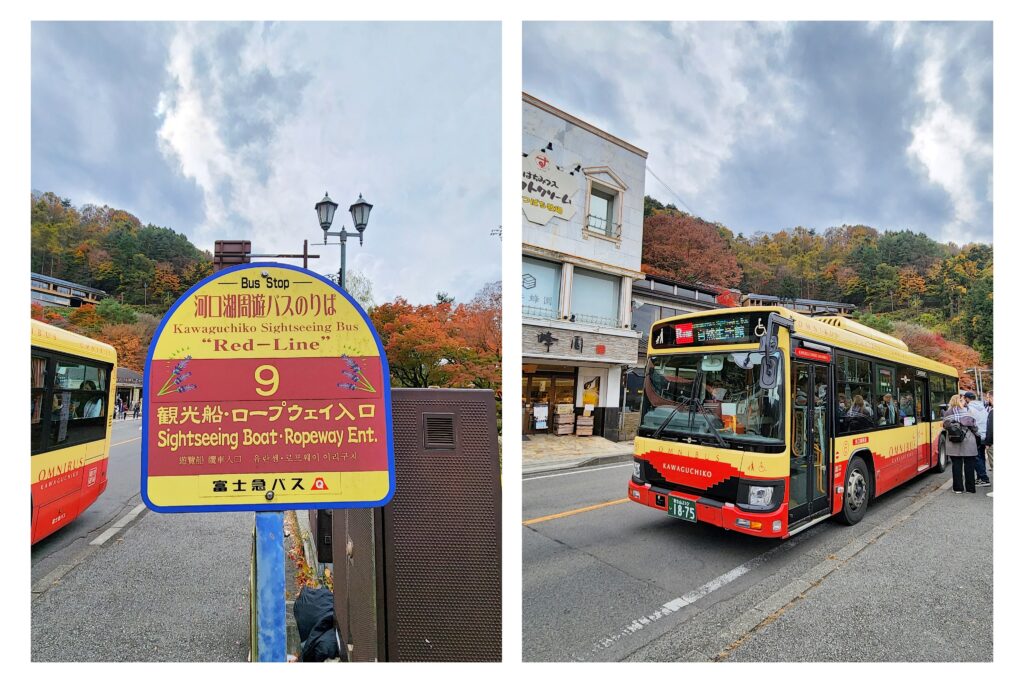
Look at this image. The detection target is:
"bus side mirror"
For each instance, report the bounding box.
[757,313,793,390]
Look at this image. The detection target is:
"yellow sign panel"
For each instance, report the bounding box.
[142,264,394,512]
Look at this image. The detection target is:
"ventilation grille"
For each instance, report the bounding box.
[424,413,456,449]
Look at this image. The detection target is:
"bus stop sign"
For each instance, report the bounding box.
[142,263,395,512]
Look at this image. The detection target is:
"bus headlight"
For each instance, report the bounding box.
[748,485,774,508]
[633,460,642,480]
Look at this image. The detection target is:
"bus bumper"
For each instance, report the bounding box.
[627,480,789,538]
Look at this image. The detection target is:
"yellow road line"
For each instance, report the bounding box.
[110,437,141,447]
[523,497,629,526]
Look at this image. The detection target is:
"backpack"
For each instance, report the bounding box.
[946,420,967,444]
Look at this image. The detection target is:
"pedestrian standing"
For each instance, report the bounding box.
[943,394,979,494]
[983,391,993,472]
[132,400,140,419]
[115,396,123,420]
[964,390,990,486]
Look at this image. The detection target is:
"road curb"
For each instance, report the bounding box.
[523,451,634,477]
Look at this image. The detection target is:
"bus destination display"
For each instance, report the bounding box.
[651,313,765,349]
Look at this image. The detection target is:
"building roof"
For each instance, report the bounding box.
[742,292,856,310]
[31,272,107,296]
[523,92,648,159]
[116,367,144,386]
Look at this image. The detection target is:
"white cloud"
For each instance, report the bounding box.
[154,22,500,304]
[906,29,992,244]
[527,22,799,218]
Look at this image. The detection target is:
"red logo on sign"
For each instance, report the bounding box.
[674,323,694,344]
[596,344,606,355]
[312,477,328,491]
[536,153,549,169]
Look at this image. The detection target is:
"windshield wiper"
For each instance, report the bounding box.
[651,368,728,449]
[687,393,728,449]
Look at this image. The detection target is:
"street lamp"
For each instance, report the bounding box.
[316,192,373,289]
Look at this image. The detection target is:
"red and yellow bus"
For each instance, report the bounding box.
[31,320,117,543]
[628,307,958,538]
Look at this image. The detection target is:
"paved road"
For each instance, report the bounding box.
[523,462,993,662]
[32,418,145,583]
[31,418,254,662]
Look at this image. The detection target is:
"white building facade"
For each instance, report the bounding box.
[522,93,647,440]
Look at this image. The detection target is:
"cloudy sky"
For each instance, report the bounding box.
[524,21,993,245]
[32,21,501,304]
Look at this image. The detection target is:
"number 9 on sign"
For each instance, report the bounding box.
[255,365,279,396]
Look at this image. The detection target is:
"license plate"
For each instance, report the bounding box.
[667,495,696,522]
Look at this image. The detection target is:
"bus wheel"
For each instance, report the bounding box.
[840,456,870,525]
[932,438,948,473]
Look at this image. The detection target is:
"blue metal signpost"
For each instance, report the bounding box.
[255,512,286,661]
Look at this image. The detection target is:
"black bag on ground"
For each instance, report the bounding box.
[945,420,967,444]
[294,587,347,662]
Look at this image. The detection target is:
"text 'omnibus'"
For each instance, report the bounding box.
[629,307,958,538]
[31,320,117,543]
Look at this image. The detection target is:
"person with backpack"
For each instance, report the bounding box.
[964,390,991,486]
[944,394,979,494]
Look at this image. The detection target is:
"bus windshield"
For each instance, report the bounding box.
[638,350,785,451]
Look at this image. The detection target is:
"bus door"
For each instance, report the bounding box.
[914,374,931,472]
[789,360,832,525]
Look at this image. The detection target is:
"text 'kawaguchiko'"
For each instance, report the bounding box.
[142,263,394,512]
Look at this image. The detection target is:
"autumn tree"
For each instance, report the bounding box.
[370,284,501,389]
[449,282,502,389]
[892,321,982,389]
[370,298,458,387]
[642,211,742,287]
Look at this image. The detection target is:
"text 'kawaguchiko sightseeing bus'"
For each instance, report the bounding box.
[627,308,958,539]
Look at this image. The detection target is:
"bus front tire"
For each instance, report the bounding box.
[840,456,870,526]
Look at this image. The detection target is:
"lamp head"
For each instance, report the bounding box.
[349,194,373,234]
[315,192,338,232]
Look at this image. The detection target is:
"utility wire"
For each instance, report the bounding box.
[645,166,694,215]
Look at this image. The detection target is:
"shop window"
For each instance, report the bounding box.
[570,268,620,327]
[632,304,657,340]
[653,280,674,294]
[522,256,561,320]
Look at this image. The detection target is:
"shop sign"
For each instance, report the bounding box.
[142,263,395,512]
[522,149,580,225]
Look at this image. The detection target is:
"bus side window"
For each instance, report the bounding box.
[31,355,47,452]
[896,366,916,424]
[50,359,108,447]
[929,374,946,421]
[876,365,896,426]
[836,354,873,435]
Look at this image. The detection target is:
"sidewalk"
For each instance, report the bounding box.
[522,433,634,475]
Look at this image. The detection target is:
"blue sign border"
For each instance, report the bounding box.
[140,262,396,513]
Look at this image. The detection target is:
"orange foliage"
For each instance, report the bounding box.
[31,302,65,325]
[68,305,103,333]
[97,323,148,371]
[643,212,742,288]
[892,321,982,389]
[715,288,740,307]
[370,284,501,389]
